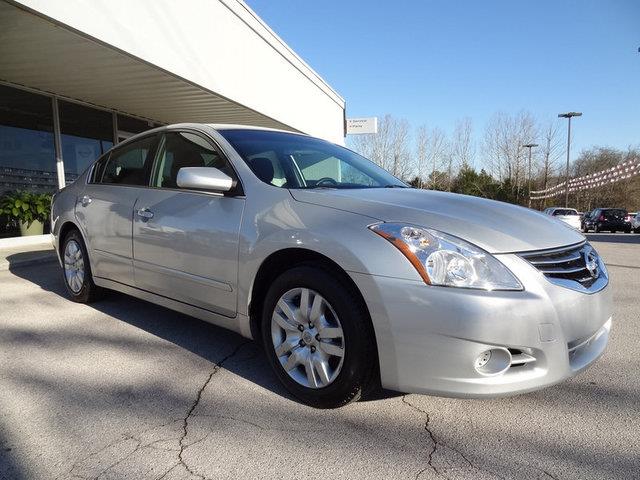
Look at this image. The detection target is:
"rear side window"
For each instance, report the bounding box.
[99,135,156,185]
[151,131,235,188]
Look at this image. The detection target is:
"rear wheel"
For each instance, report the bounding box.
[261,265,377,408]
[61,229,103,303]
[595,225,601,233]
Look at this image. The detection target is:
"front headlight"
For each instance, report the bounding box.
[369,223,522,291]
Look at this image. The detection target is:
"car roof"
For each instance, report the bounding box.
[206,123,308,136]
[111,123,311,151]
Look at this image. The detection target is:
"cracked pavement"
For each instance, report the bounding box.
[1,233,639,479]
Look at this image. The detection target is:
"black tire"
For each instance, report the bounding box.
[624,228,631,233]
[261,265,377,408]
[595,225,601,233]
[61,229,104,303]
[611,230,616,234]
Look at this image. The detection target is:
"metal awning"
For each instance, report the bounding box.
[0,1,298,131]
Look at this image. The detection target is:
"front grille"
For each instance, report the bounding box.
[520,242,601,289]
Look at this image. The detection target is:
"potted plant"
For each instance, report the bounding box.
[0,191,52,236]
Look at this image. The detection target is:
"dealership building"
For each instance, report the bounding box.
[0,0,345,238]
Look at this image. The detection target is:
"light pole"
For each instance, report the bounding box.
[558,112,582,207]
[523,143,538,208]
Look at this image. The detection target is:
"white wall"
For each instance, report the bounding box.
[15,0,346,144]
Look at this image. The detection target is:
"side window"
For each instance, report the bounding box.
[91,152,110,183]
[151,131,235,188]
[100,135,156,185]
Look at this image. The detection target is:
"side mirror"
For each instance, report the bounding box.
[176,167,233,193]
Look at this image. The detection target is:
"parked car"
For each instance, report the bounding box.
[542,207,582,230]
[582,208,631,233]
[625,212,635,232]
[581,210,593,231]
[51,124,612,408]
[632,212,640,233]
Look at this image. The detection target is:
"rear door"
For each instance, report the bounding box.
[76,134,157,283]
[132,130,245,317]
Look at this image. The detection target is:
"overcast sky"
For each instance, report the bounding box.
[247,0,640,160]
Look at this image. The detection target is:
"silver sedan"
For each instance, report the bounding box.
[51,124,612,408]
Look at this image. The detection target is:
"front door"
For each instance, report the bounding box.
[132,131,244,317]
[76,134,157,283]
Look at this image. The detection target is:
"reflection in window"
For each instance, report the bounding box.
[117,114,155,143]
[152,132,232,188]
[101,136,155,186]
[59,100,113,183]
[0,85,57,196]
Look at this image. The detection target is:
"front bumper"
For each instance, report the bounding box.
[349,253,612,398]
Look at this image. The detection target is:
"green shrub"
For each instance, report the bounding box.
[0,191,52,227]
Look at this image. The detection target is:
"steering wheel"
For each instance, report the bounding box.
[315,177,339,187]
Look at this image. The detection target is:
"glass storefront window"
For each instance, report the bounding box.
[0,85,57,196]
[0,85,57,237]
[117,113,155,142]
[60,100,113,184]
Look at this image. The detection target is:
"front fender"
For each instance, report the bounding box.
[236,194,423,317]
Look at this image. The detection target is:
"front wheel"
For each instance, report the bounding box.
[261,266,377,408]
[61,229,103,303]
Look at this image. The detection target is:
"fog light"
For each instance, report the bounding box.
[475,350,492,368]
[474,348,512,376]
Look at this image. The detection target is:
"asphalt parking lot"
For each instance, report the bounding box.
[1,233,639,480]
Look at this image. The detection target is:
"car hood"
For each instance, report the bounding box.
[289,188,585,254]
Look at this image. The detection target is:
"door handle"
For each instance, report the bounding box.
[80,195,92,207]
[136,208,154,220]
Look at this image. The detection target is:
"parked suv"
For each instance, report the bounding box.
[582,208,631,233]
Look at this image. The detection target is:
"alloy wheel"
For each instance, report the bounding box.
[270,288,345,389]
[64,239,85,293]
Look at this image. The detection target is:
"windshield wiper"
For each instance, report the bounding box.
[383,184,408,188]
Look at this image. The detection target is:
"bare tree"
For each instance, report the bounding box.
[349,114,412,180]
[482,111,537,203]
[414,125,428,188]
[448,118,475,190]
[451,117,475,169]
[537,121,563,208]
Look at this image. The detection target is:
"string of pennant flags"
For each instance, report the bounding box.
[529,160,640,201]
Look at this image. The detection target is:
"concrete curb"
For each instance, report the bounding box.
[0,250,58,272]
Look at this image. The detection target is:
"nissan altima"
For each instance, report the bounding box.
[51,124,612,408]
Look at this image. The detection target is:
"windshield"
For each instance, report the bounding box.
[219,129,406,189]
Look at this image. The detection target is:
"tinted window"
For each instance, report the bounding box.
[603,209,626,219]
[100,136,155,185]
[59,100,113,183]
[90,152,110,183]
[0,85,57,196]
[151,131,234,188]
[219,129,405,189]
